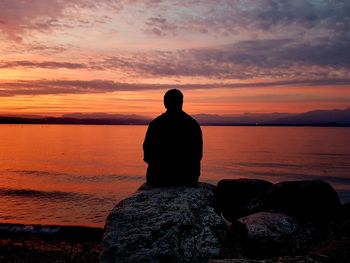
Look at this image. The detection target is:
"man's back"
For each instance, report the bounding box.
[143,90,203,186]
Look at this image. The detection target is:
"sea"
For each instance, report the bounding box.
[0,125,350,227]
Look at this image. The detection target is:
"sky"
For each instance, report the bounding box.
[0,0,350,117]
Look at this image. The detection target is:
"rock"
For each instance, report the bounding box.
[216,179,341,224]
[238,212,298,243]
[336,202,350,219]
[209,259,269,263]
[215,179,273,221]
[265,180,341,222]
[101,182,226,263]
[209,257,317,263]
[101,179,345,262]
[329,202,350,242]
[234,212,299,257]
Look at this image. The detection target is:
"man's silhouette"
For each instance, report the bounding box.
[143,89,203,186]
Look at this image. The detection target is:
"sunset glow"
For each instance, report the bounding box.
[1,0,349,117]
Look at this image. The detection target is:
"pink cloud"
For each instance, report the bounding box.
[0,0,121,41]
[1,78,350,97]
[0,0,67,41]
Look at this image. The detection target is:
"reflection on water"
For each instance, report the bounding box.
[0,125,349,227]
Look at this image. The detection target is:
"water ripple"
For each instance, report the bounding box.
[0,188,83,200]
[5,169,145,182]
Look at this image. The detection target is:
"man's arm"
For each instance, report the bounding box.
[190,120,203,161]
[143,123,155,164]
[197,125,203,161]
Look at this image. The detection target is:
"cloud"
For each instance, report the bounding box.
[144,16,178,36]
[141,0,350,38]
[3,0,349,42]
[0,0,66,41]
[2,35,349,81]
[1,78,350,97]
[0,60,87,69]
[1,0,349,84]
[0,0,121,41]
[100,36,350,79]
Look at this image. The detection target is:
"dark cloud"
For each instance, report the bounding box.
[225,36,350,68]
[1,41,70,57]
[101,35,350,79]
[0,80,165,96]
[1,78,350,97]
[0,60,86,69]
[141,0,350,37]
[145,16,178,36]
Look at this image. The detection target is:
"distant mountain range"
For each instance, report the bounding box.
[1,108,350,126]
[267,108,350,125]
[192,113,295,125]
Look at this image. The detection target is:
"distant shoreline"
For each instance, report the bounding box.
[1,107,350,126]
[1,122,349,127]
[0,117,350,127]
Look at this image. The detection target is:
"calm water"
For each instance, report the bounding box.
[0,125,350,227]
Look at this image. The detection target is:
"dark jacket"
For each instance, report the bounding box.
[143,110,203,186]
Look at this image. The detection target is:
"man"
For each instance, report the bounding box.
[143,89,203,186]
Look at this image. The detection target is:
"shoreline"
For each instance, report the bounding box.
[0,223,103,263]
[0,222,103,241]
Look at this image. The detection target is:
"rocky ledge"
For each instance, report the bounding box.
[101,180,350,263]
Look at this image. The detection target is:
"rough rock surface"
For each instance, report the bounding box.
[238,212,298,243]
[101,182,225,263]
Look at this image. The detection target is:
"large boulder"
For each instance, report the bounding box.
[265,180,341,222]
[215,179,273,221]
[101,183,226,263]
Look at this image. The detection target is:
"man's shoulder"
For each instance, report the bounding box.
[149,111,200,127]
[149,113,167,126]
[182,112,200,126]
